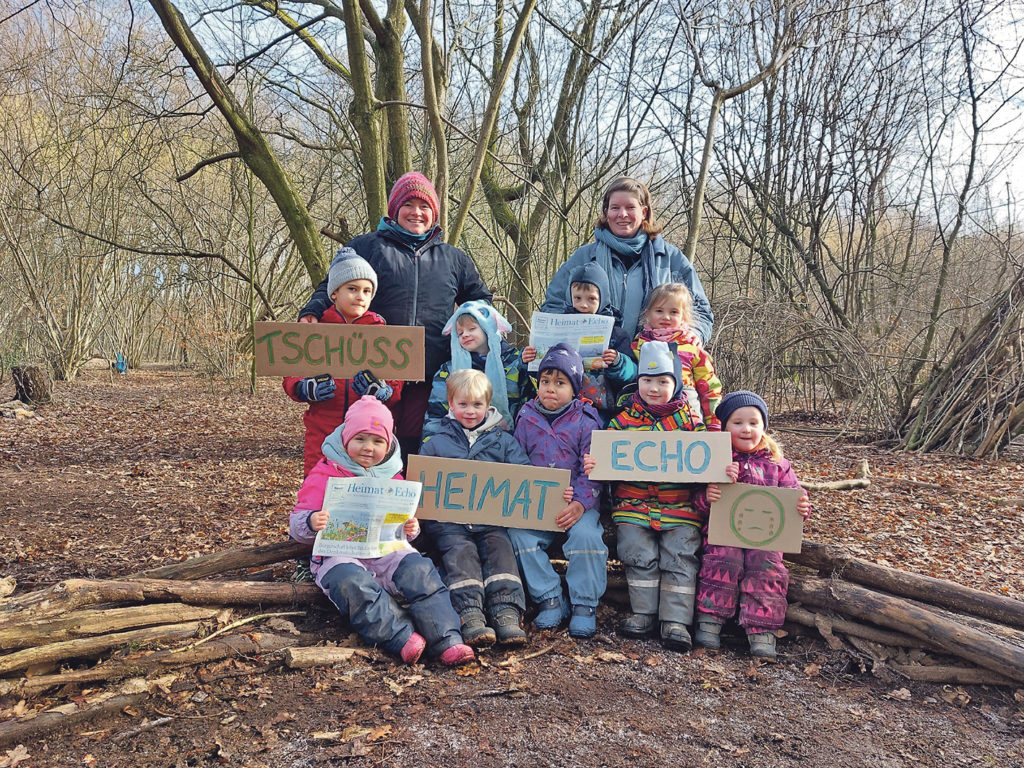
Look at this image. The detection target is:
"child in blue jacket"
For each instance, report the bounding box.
[510,344,607,638]
[418,369,530,646]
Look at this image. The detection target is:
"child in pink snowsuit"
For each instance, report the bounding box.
[692,390,810,659]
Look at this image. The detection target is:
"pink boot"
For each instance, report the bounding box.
[439,643,475,666]
[400,633,426,665]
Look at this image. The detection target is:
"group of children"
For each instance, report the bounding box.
[287,246,810,666]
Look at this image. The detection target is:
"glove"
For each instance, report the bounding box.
[372,381,394,402]
[352,369,384,397]
[295,374,336,402]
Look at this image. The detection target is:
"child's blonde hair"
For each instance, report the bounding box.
[757,433,784,462]
[446,369,492,404]
[642,283,694,328]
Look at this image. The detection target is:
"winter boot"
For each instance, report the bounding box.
[748,632,777,659]
[694,618,724,650]
[492,608,527,645]
[460,610,495,647]
[618,612,656,638]
[439,643,475,666]
[533,595,568,630]
[568,606,597,639]
[660,621,693,652]
[400,633,426,665]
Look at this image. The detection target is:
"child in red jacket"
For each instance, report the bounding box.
[284,249,403,475]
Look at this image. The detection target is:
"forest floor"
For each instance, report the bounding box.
[1,369,1022,768]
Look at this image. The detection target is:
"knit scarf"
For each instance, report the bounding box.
[639,326,693,343]
[534,399,573,423]
[630,390,689,419]
[377,217,437,249]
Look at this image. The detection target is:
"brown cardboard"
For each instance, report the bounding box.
[587,430,733,483]
[407,455,571,532]
[708,482,805,553]
[253,321,425,380]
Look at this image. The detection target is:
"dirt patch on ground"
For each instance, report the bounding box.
[1,371,1022,767]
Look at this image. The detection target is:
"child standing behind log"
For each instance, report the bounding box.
[283,250,403,475]
[692,391,810,659]
[290,396,474,666]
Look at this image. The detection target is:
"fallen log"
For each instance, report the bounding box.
[787,541,1024,629]
[0,632,302,698]
[801,478,870,491]
[0,579,323,625]
[788,576,1024,683]
[282,646,366,669]
[886,663,1017,686]
[0,622,202,675]
[0,692,146,748]
[131,540,311,581]
[784,605,930,650]
[0,603,219,651]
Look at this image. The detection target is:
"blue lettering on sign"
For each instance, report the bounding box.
[507,480,531,519]
[532,480,559,520]
[419,471,444,509]
[478,477,511,511]
[443,472,467,510]
[609,437,713,475]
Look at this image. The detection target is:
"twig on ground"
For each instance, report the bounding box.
[170,611,305,654]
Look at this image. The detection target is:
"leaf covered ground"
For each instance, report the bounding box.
[1,370,1022,767]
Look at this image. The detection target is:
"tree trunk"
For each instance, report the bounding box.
[131,539,310,581]
[11,365,52,405]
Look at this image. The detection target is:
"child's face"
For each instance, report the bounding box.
[346,431,390,468]
[449,392,489,429]
[571,284,600,314]
[605,190,647,238]
[724,406,765,453]
[397,197,434,234]
[331,279,375,322]
[647,298,686,330]
[638,374,675,405]
[537,369,574,411]
[456,317,488,354]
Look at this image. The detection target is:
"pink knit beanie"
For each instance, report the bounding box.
[341,396,395,447]
[387,172,440,224]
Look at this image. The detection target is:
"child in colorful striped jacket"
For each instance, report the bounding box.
[583,340,705,651]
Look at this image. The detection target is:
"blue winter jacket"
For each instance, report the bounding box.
[421,340,533,441]
[514,398,603,513]
[541,229,713,342]
[300,229,492,379]
[419,409,532,465]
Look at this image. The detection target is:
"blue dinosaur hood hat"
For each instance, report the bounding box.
[564,262,619,319]
[443,300,513,424]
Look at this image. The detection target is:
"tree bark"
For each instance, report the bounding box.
[11,365,52,405]
[0,693,147,748]
[787,576,1024,683]
[282,645,364,669]
[786,541,1024,629]
[0,603,218,652]
[131,539,311,581]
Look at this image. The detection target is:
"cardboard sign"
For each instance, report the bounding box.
[587,430,733,483]
[407,455,571,532]
[708,482,804,553]
[253,321,425,380]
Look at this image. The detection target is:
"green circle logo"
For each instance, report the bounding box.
[729,489,784,546]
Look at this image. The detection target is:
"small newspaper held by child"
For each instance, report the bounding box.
[313,477,423,558]
[528,312,614,371]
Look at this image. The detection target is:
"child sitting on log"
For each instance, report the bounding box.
[290,395,474,666]
[692,390,810,659]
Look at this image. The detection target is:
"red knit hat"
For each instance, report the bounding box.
[387,172,440,224]
[341,396,395,447]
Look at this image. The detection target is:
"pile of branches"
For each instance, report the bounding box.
[782,542,1024,686]
[0,541,363,747]
[899,266,1024,457]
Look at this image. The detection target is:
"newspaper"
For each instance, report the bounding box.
[312,477,422,559]
[527,312,615,371]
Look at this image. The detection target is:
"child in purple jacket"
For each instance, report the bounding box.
[509,344,607,638]
[692,390,810,659]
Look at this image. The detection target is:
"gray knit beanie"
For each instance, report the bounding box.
[327,247,377,297]
[637,340,683,399]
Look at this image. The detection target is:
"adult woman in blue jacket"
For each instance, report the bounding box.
[299,173,492,455]
[540,177,713,343]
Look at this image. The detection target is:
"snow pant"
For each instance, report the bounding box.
[696,540,789,633]
[615,523,701,625]
[509,509,607,608]
[421,520,526,617]
[316,549,462,657]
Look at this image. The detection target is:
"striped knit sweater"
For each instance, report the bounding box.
[608,396,705,530]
